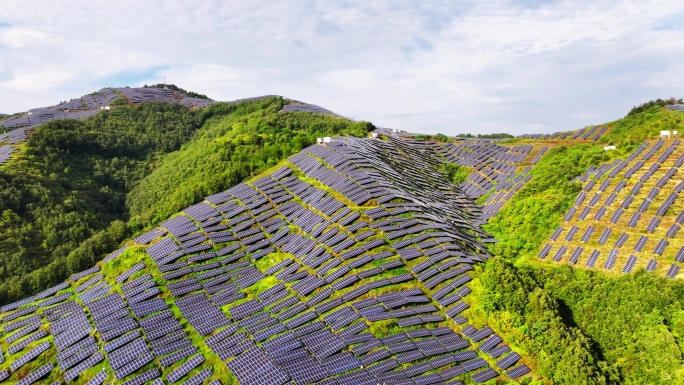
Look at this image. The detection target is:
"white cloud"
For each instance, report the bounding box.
[317,69,378,91]
[1,0,683,135]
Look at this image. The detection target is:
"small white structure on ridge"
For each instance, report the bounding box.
[661,130,671,139]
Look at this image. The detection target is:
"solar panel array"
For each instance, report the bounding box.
[0,134,534,383]
[281,102,346,118]
[112,87,214,108]
[411,139,551,223]
[441,141,533,199]
[541,138,684,277]
[0,87,221,166]
[518,125,609,141]
[0,144,14,165]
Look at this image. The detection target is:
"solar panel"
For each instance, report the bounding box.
[64,352,104,381]
[70,266,101,282]
[610,208,624,224]
[552,246,568,262]
[6,321,41,344]
[588,193,601,207]
[11,341,50,371]
[578,206,591,220]
[598,228,612,244]
[15,362,53,385]
[506,364,531,379]
[564,226,579,241]
[563,207,577,221]
[654,239,669,255]
[497,351,521,369]
[538,244,552,259]
[85,369,108,385]
[568,247,583,265]
[120,368,161,385]
[622,255,637,273]
[8,328,48,355]
[615,232,629,248]
[109,338,149,370]
[166,354,205,383]
[593,206,607,220]
[184,368,213,385]
[604,249,618,270]
[666,264,680,279]
[586,250,600,267]
[487,344,511,359]
[676,246,684,263]
[471,368,498,383]
[114,352,153,380]
[667,224,681,238]
[580,226,595,242]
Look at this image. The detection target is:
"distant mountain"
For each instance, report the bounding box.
[0,86,347,138]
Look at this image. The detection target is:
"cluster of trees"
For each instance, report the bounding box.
[627,97,683,116]
[442,163,471,185]
[473,259,612,383]
[0,102,200,303]
[532,265,684,383]
[475,257,684,383]
[0,97,372,304]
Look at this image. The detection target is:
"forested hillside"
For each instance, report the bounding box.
[0,96,372,304]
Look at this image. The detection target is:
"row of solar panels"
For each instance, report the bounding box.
[539,243,680,277]
[519,125,608,141]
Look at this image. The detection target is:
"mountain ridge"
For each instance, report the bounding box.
[0,87,683,384]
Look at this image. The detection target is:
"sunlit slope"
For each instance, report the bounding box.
[0,134,534,384]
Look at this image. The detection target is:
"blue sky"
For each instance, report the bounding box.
[1,0,683,135]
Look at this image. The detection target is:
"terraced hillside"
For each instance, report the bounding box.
[0,134,534,384]
[1,91,684,384]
